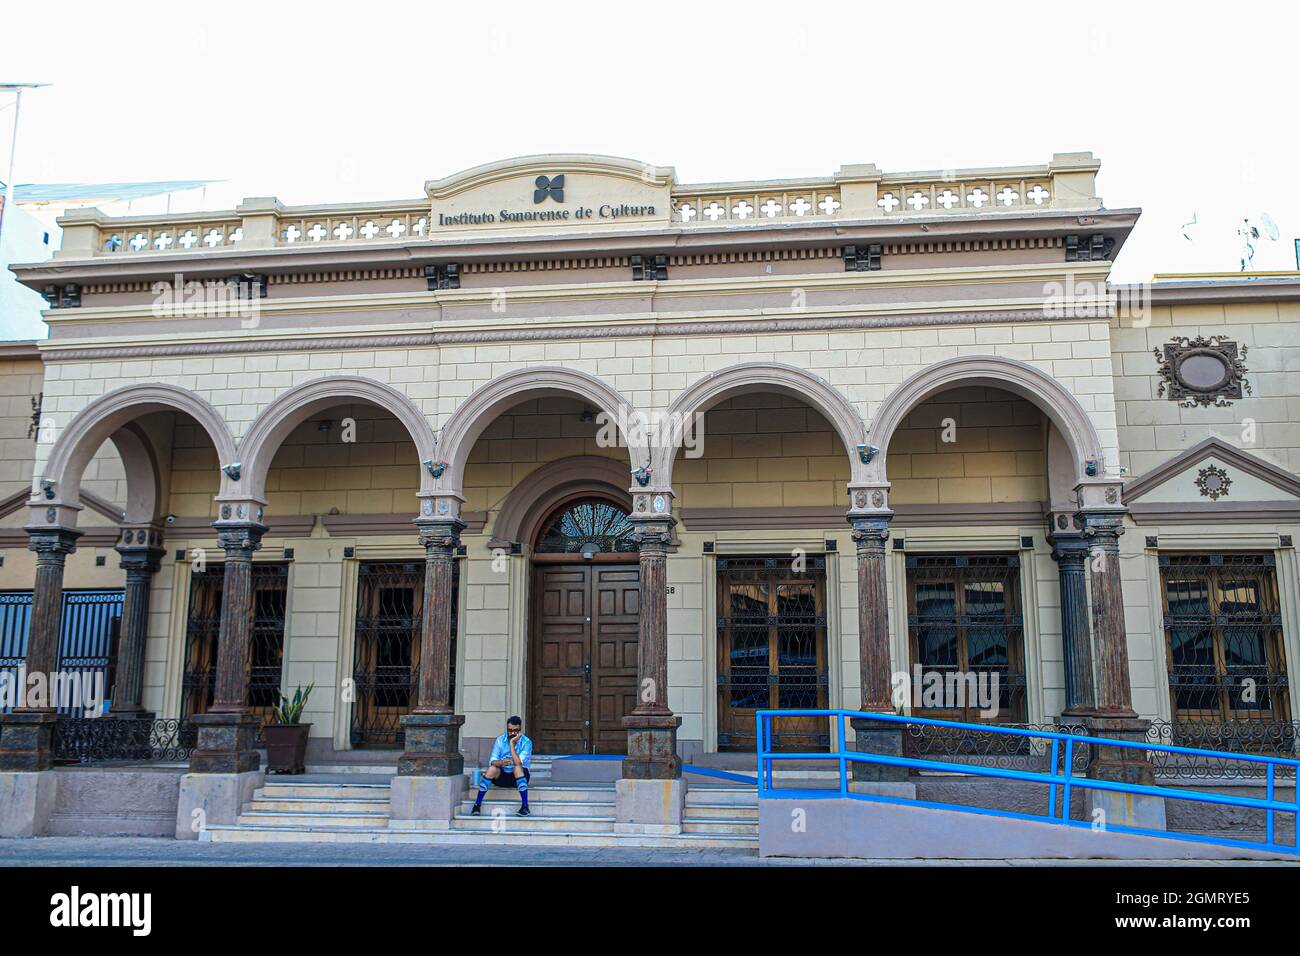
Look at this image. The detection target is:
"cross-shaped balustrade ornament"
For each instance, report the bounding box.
[154,233,174,250]
[677,203,697,222]
[997,186,1019,206]
[129,233,149,251]
[759,198,783,218]
[282,225,302,243]
[818,195,841,215]
[732,200,754,219]
[937,189,960,209]
[1027,184,1049,205]
[104,234,123,252]
[228,228,243,243]
[178,230,199,249]
[360,220,380,239]
[906,191,929,211]
[789,197,812,216]
[966,188,989,208]
[386,219,407,238]
[413,217,428,236]
[333,222,354,241]
[877,193,900,212]
[703,202,725,221]
[307,223,327,242]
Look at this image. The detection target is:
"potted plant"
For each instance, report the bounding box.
[264,684,314,774]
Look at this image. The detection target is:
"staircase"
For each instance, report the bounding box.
[203,758,757,848]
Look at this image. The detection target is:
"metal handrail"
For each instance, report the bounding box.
[755,708,1300,856]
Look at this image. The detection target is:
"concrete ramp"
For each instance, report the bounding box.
[759,796,1291,861]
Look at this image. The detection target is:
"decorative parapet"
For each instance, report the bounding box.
[51,152,1102,259]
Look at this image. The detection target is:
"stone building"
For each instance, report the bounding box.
[1,153,1298,838]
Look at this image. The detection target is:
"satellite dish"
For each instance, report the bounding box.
[1260,212,1280,241]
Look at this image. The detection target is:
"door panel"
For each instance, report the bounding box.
[531,564,639,754]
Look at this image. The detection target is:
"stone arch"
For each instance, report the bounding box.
[237,375,439,502]
[656,362,867,488]
[436,366,646,495]
[487,456,635,548]
[865,355,1104,485]
[40,383,237,527]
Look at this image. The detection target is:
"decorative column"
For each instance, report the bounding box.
[110,525,165,718]
[1047,523,1095,718]
[1078,494,1156,792]
[848,495,907,783]
[623,494,680,780]
[188,508,265,774]
[397,515,466,777]
[0,523,81,771]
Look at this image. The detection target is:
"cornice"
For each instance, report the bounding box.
[38,304,1110,361]
[12,208,1140,289]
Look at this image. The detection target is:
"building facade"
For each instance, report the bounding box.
[2,153,1299,825]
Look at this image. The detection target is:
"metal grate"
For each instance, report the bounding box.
[716,556,828,752]
[1159,553,1290,725]
[180,563,288,731]
[905,554,1026,722]
[350,560,459,748]
[0,589,123,717]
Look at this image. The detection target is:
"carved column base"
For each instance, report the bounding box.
[849,718,910,783]
[0,711,59,772]
[1085,715,1155,785]
[188,712,262,774]
[622,713,682,780]
[396,713,465,777]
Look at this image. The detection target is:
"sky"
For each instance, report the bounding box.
[3,0,1299,289]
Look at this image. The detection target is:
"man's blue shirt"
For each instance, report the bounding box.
[489,732,533,770]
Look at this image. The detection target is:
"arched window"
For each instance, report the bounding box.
[534,497,637,554]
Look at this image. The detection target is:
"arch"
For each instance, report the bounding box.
[238,375,439,501]
[865,355,1104,484]
[656,362,867,487]
[488,456,634,548]
[41,383,238,524]
[436,366,646,494]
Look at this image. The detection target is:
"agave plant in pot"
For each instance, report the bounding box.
[264,684,314,774]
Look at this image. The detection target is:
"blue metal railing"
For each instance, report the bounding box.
[756,709,1300,856]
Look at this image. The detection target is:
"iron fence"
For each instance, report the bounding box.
[51,717,195,764]
[903,720,1091,773]
[1147,719,1299,779]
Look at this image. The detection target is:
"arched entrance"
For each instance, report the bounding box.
[528,495,640,754]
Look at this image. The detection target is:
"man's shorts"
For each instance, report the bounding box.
[491,767,530,788]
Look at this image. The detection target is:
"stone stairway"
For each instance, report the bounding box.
[203,759,757,848]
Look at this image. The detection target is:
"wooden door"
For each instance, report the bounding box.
[531,563,640,754]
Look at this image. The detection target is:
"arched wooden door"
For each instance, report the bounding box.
[529,497,640,754]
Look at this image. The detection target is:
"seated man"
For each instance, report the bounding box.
[470,715,533,816]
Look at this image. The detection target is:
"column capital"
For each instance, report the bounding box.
[26,526,82,556]
[1079,510,1125,545]
[116,523,166,573]
[1047,530,1090,564]
[415,516,465,554]
[849,514,891,550]
[213,521,266,553]
[630,514,675,552]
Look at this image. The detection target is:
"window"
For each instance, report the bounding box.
[534,498,637,554]
[1159,553,1290,724]
[180,563,288,723]
[905,554,1026,722]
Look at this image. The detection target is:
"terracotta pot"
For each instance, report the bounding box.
[264,722,312,774]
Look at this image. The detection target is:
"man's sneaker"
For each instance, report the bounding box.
[470,805,481,815]
[517,806,531,817]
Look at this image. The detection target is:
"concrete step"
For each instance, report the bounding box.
[237,810,390,828]
[684,803,759,820]
[452,813,616,833]
[682,819,758,835]
[249,797,392,814]
[458,799,614,817]
[685,788,758,807]
[203,824,757,849]
[254,782,390,800]
[472,785,615,803]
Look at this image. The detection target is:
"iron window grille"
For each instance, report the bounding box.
[715,555,829,752]
[1159,553,1291,732]
[905,554,1027,723]
[350,559,459,748]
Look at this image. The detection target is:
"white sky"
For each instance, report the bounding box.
[4,0,1300,282]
